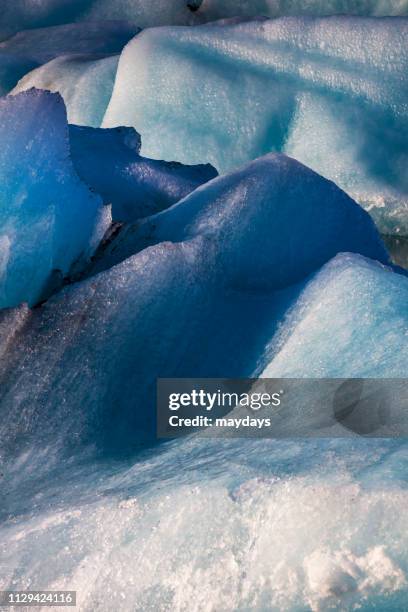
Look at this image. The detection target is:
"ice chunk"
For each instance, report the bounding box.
[12,54,119,127]
[69,124,218,220]
[263,253,408,378]
[91,154,389,286]
[2,1,406,42]
[0,21,140,62]
[104,17,408,234]
[0,89,109,309]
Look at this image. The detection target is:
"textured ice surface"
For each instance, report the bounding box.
[0,1,199,41]
[12,54,119,127]
[104,17,408,234]
[1,1,407,41]
[263,253,408,378]
[69,125,218,220]
[0,89,109,308]
[2,434,408,610]
[0,21,139,64]
[199,0,408,19]
[92,154,388,283]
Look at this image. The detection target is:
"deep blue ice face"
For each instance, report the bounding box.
[0,89,109,309]
[69,125,218,220]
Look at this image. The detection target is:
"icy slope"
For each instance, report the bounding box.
[0,89,109,309]
[263,253,408,378]
[69,125,218,220]
[92,154,388,282]
[12,54,120,127]
[104,17,408,234]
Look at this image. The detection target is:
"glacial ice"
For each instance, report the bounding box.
[263,252,408,378]
[2,436,408,610]
[0,89,109,309]
[12,54,120,127]
[0,54,38,96]
[91,154,389,284]
[0,153,392,457]
[0,1,198,41]
[69,124,218,220]
[104,17,408,234]
[199,0,408,19]
[2,1,407,42]
[0,21,140,64]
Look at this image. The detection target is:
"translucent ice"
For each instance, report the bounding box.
[92,154,389,284]
[69,124,218,220]
[263,253,408,378]
[12,54,120,127]
[0,89,109,309]
[104,17,408,234]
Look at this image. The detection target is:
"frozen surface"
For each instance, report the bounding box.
[0,155,391,456]
[104,17,408,234]
[69,125,218,220]
[263,253,408,377]
[0,89,109,308]
[0,21,139,100]
[2,423,408,610]
[0,54,38,96]
[92,154,388,283]
[0,21,139,64]
[199,0,408,19]
[1,0,407,41]
[12,54,119,127]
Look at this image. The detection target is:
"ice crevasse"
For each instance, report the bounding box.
[104,16,408,235]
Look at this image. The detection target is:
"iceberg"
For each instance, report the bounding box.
[90,154,389,284]
[0,89,109,309]
[104,17,408,234]
[12,54,120,127]
[69,124,218,220]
